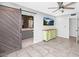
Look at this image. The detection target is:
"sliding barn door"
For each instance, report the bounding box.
[0,5,22,56]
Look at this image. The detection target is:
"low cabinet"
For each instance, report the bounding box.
[43,29,57,41]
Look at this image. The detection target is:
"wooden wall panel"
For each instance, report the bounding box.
[0,5,22,56]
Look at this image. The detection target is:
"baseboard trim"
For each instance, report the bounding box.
[57,36,69,39]
[69,36,76,38]
[69,36,77,40]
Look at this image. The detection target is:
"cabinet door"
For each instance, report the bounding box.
[51,30,56,39]
[48,30,51,40]
[43,31,48,41]
[0,5,22,56]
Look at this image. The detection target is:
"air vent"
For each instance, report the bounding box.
[71,13,76,16]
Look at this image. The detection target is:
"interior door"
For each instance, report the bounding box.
[76,12,79,43]
[0,5,22,56]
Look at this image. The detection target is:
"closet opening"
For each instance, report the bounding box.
[21,15,34,48]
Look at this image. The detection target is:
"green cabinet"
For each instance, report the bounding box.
[43,29,57,41]
[43,31,48,41]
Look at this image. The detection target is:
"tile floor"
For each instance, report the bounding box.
[22,38,33,48]
[4,37,79,57]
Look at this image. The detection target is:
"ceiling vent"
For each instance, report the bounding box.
[71,13,76,16]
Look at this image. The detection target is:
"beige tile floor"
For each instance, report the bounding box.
[22,38,33,48]
[4,37,79,57]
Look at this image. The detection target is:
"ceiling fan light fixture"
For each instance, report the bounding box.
[61,10,64,13]
[60,8,64,13]
[60,10,64,13]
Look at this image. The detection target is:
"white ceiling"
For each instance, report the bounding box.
[1,2,76,16]
[14,2,77,16]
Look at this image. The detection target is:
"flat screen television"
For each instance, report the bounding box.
[43,17,54,26]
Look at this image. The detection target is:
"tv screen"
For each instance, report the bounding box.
[43,17,54,26]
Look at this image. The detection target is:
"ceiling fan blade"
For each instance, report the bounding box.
[57,2,63,7]
[64,7,75,9]
[57,2,61,5]
[52,8,59,13]
[48,7,58,9]
[64,2,76,7]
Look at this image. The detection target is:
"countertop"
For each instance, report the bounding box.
[22,28,33,31]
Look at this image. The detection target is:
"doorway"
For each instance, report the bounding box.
[21,15,34,48]
[69,15,77,43]
[76,12,79,43]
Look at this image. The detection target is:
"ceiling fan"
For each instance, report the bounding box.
[48,2,76,13]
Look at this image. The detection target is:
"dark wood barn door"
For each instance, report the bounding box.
[0,5,22,56]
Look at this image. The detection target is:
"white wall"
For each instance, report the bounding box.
[76,3,79,38]
[34,14,43,43]
[56,15,69,38]
[76,12,79,37]
[69,16,77,37]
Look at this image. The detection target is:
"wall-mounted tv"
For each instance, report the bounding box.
[43,17,54,26]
